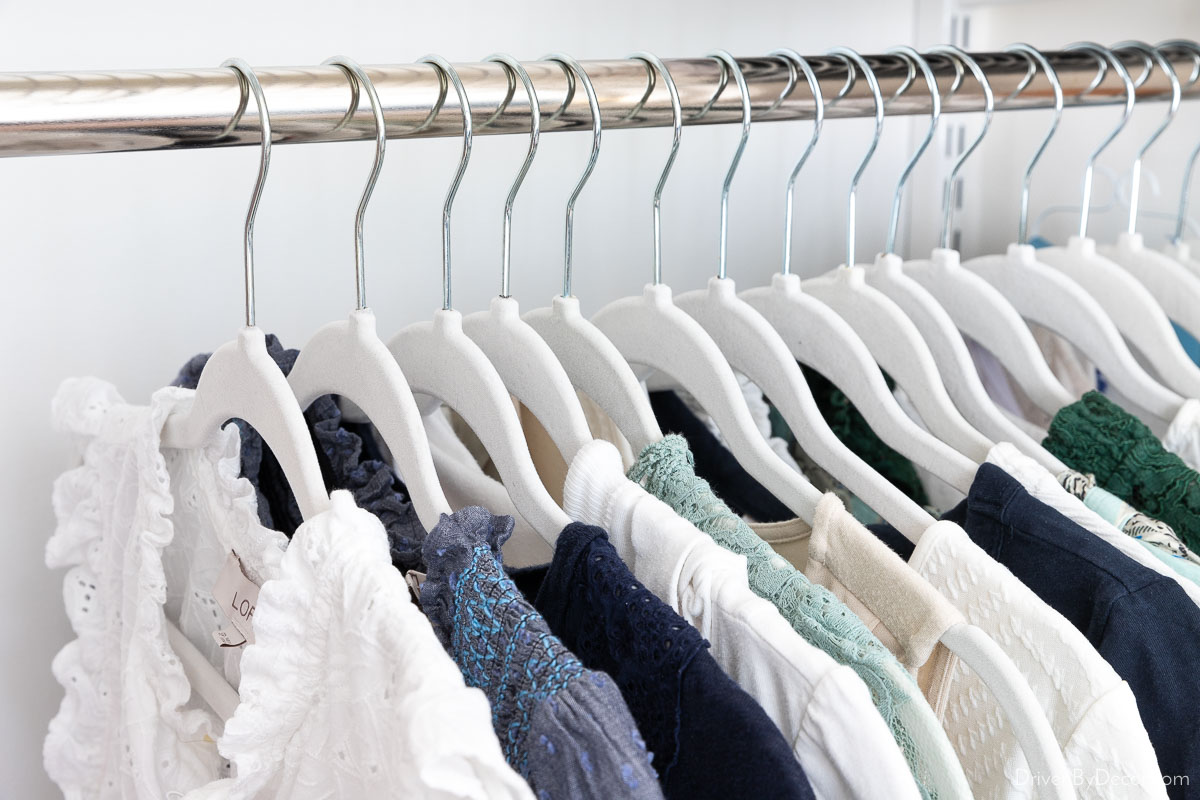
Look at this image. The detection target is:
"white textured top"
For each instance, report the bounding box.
[905,519,1165,800]
[1165,397,1200,471]
[45,378,531,800]
[987,441,1200,609]
[561,439,920,800]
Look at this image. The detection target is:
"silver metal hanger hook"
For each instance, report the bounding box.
[323,57,386,312]
[1065,42,1135,239]
[885,46,940,256]
[1003,44,1063,245]
[827,47,883,268]
[628,52,681,286]
[418,55,473,311]
[541,53,601,298]
[484,54,539,298]
[1160,39,1200,242]
[926,45,994,250]
[772,49,823,277]
[221,58,271,329]
[706,51,750,281]
[1113,41,1182,236]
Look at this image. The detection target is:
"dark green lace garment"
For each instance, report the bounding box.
[798,365,930,507]
[1043,391,1200,551]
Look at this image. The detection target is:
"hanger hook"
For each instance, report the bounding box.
[1002,44,1063,245]
[221,58,271,329]
[704,51,750,281]
[1113,41,1182,236]
[1065,42,1135,239]
[924,46,994,250]
[483,54,539,299]
[322,57,386,312]
[624,53,681,287]
[884,46,941,256]
[827,47,884,268]
[1160,39,1200,242]
[418,56,472,311]
[772,49,824,277]
[541,54,600,298]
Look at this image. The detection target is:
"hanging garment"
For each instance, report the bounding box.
[1057,470,1200,589]
[987,442,1200,602]
[419,507,663,800]
[509,523,817,800]
[624,436,948,800]
[869,516,1165,800]
[561,439,920,800]
[45,378,530,800]
[1044,390,1200,552]
[174,338,428,570]
[891,463,1200,800]
[1164,398,1200,471]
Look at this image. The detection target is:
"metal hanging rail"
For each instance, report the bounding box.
[0,48,1197,158]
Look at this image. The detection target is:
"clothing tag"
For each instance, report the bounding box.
[404,570,427,605]
[212,552,259,645]
[211,626,247,648]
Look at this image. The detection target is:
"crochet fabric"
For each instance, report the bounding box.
[174,335,428,571]
[1044,390,1200,552]
[627,435,938,800]
[421,507,663,800]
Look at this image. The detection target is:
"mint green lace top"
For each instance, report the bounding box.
[627,435,940,800]
[1044,391,1200,552]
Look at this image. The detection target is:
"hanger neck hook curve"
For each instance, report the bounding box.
[484,54,539,298]
[1113,41,1182,236]
[827,47,884,268]
[771,49,824,277]
[885,46,941,256]
[221,58,271,329]
[703,51,750,281]
[1002,44,1063,245]
[1160,39,1200,242]
[1065,42,1135,239]
[541,54,601,298]
[418,55,472,312]
[323,57,386,312]
[925,45,994,250]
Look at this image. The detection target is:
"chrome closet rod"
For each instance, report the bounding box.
[0,49,1197,158]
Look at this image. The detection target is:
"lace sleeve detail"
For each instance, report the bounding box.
[1045,391,1200,550]
[628,435,937,800]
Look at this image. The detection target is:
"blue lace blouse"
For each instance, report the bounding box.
[421,507,663,800]
[510,523,816,800]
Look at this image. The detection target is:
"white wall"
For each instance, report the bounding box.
[2,1,1196,796]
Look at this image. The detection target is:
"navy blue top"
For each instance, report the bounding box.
[872,464,1200,799]
[510,523,816,800]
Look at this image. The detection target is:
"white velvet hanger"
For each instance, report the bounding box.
[803,47,994,463]
[160,59,330,523]
[861,46,1064,472]
[522,54,664,458]
[285,57,452,532]
[387,56,569,545]
[1160,41,1200,274]
[959,43,1183,424]
[1040,42,1200,399]
[741,48,977,495]
[1097,42,1200,367]
[460,55,594,466]
[674,50,934,539]
[591,51,823,522]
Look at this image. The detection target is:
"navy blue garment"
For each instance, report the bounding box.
[509,523,816,800]
[173,335,429,571]
[872,464,1200,799]
[648,390,794,523]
